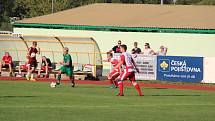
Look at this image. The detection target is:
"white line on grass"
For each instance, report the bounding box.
[0,103,215,109]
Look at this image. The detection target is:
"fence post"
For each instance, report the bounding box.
[93,43,97,77]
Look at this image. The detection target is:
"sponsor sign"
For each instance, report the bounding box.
[133,55,157,80]
[157,56,203,82]
[113,54,157,80]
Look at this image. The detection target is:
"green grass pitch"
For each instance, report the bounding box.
[0,81,215,121]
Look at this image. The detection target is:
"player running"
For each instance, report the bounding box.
[100,53,120,88]
[26,41,40,81]
[113,44,143,96]
[56,47,75,87]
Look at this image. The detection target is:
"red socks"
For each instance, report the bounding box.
[132,81,143,96]
[118,81,124,95]
[117,81,142,96]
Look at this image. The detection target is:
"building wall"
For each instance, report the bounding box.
[14,28,215,57]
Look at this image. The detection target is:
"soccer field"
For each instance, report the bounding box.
[0,81,215,121]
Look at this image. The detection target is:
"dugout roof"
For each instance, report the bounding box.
[14,3,215,33]
[0,34,102,66]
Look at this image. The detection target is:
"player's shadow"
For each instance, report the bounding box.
[0,96,38,98]
[145,94,202,97]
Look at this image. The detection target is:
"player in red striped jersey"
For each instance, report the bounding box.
[100,53,120,88]
[113,44,143,96]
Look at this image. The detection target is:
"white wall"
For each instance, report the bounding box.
[203,57,215,83]
[14,28,215,58]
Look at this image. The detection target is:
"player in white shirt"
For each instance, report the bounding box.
[113,44,143,96]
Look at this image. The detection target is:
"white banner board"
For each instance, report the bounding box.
[202,57,215,83]
[113,54,157,80]
[133,55,157,80]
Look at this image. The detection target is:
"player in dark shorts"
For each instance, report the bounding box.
[55,47,75,87]
[26,41,40,81]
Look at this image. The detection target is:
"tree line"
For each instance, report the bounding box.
[0,0,215,31]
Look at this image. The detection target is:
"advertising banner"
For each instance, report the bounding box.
[157,56,203,82]
[133,55,157,80]
[113,54,157,80]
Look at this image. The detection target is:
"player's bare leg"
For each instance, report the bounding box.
[18,65,21,74]
[108,72,119,88]
[37,68,41,78]
[44,65,49,78]
[26,66,31,80]
[8,64,13,76]
[30,67,36,81]
[37,62,42,78]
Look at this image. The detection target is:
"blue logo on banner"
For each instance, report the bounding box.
[157,56,203,83]
[159,59,170,72]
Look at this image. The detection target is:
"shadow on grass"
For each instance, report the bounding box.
[144,88,170,90]
[0,96,38,98]
[145,94,202,97]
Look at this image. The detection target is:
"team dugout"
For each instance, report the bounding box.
[0,34,102,77]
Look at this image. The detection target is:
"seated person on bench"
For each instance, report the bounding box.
[16,61,30,77]
[0,52,13,76]
[37,56,52,78]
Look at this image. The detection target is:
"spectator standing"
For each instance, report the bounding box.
[142,43,156,55]
[0,52,13,76]
[156,46,168,56]
[131,42,141,54]
[108,40,122,53]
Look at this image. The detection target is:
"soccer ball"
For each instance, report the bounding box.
[50,82,56,88]
[30,53,36,58]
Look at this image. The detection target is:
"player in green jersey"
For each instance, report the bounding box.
[56,47,75,87]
